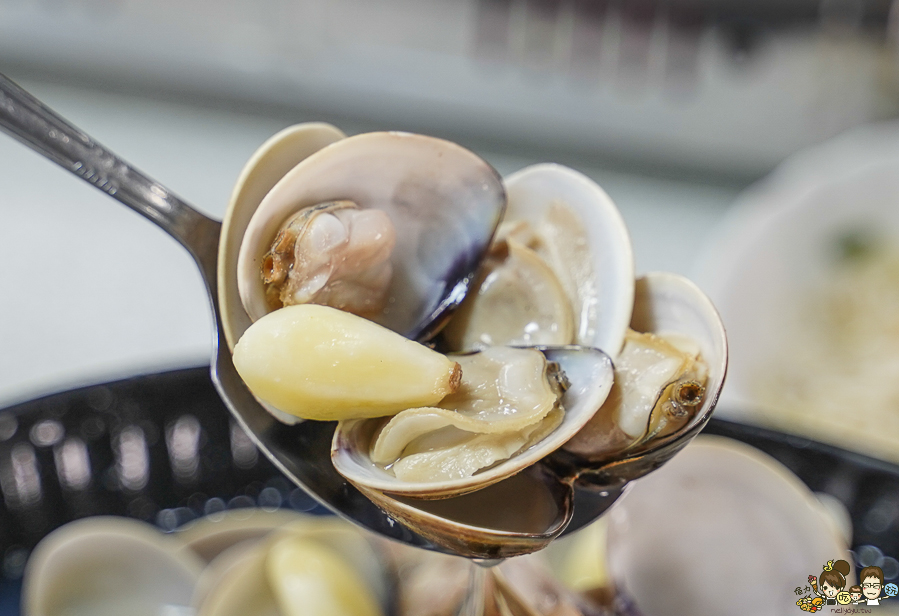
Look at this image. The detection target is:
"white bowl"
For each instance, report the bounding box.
[695,121,899,461]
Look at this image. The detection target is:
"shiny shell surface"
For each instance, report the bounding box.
[234,131,506,342]
[502,163,635,357]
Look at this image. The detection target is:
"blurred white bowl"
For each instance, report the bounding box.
[695,122,899,461]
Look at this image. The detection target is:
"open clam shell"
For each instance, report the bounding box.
[560,271,728,487]
[502,164,635,357]
[443,163,635,357]
[233,131,506,343]
[605,437,850,616]
[23,517,204,616]
[332,346,613,498]
[219,123,347,350]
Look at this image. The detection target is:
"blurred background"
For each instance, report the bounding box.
[3,1,899,614]
[3,0,899,408]
[4,0,899,177]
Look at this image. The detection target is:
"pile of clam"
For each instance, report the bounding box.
[22,511,391,616]
[218,125,726,514]
[21,510,611,616]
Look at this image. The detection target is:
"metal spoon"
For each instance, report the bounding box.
[0,73,573,557]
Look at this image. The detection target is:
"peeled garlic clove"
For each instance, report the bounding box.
[233,304,461,421]
[266,535,383,616]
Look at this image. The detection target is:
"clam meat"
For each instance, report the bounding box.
[369,346,567,482]
[563,330,708,459]
[332,346,614,498]
[564,272,726,462]
[258,200,396,321]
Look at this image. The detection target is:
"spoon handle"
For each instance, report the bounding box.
[0,73,220,274]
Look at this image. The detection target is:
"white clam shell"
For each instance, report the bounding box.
[605,436,850,616]
[219,123,347,350]
[332,346,614,498]
[235,131,505,342]
[564,271,727,458]
[629,271,727,441]
[23,516,204,616]
[503,163,635,358]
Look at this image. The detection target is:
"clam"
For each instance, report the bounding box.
[603,437,850,616]
[226,129,507,349]
[22,517,204,616]
[219,123,347,350]
[558,271,728,490]
[443,163,635,356]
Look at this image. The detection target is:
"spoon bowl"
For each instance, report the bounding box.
[0,73,722,560]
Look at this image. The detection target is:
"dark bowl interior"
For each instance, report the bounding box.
[1,367,898,614]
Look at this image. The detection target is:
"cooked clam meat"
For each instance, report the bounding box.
[442,200,596,350]
[369,346,566,482]
[564,329,708,459]
[233,304,461,421]
[258,200,396,321]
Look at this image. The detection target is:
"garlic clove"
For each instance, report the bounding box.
[232,304,461,421]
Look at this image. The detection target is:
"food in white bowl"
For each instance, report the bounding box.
[22,511,391,616]
[695,123,899,462]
